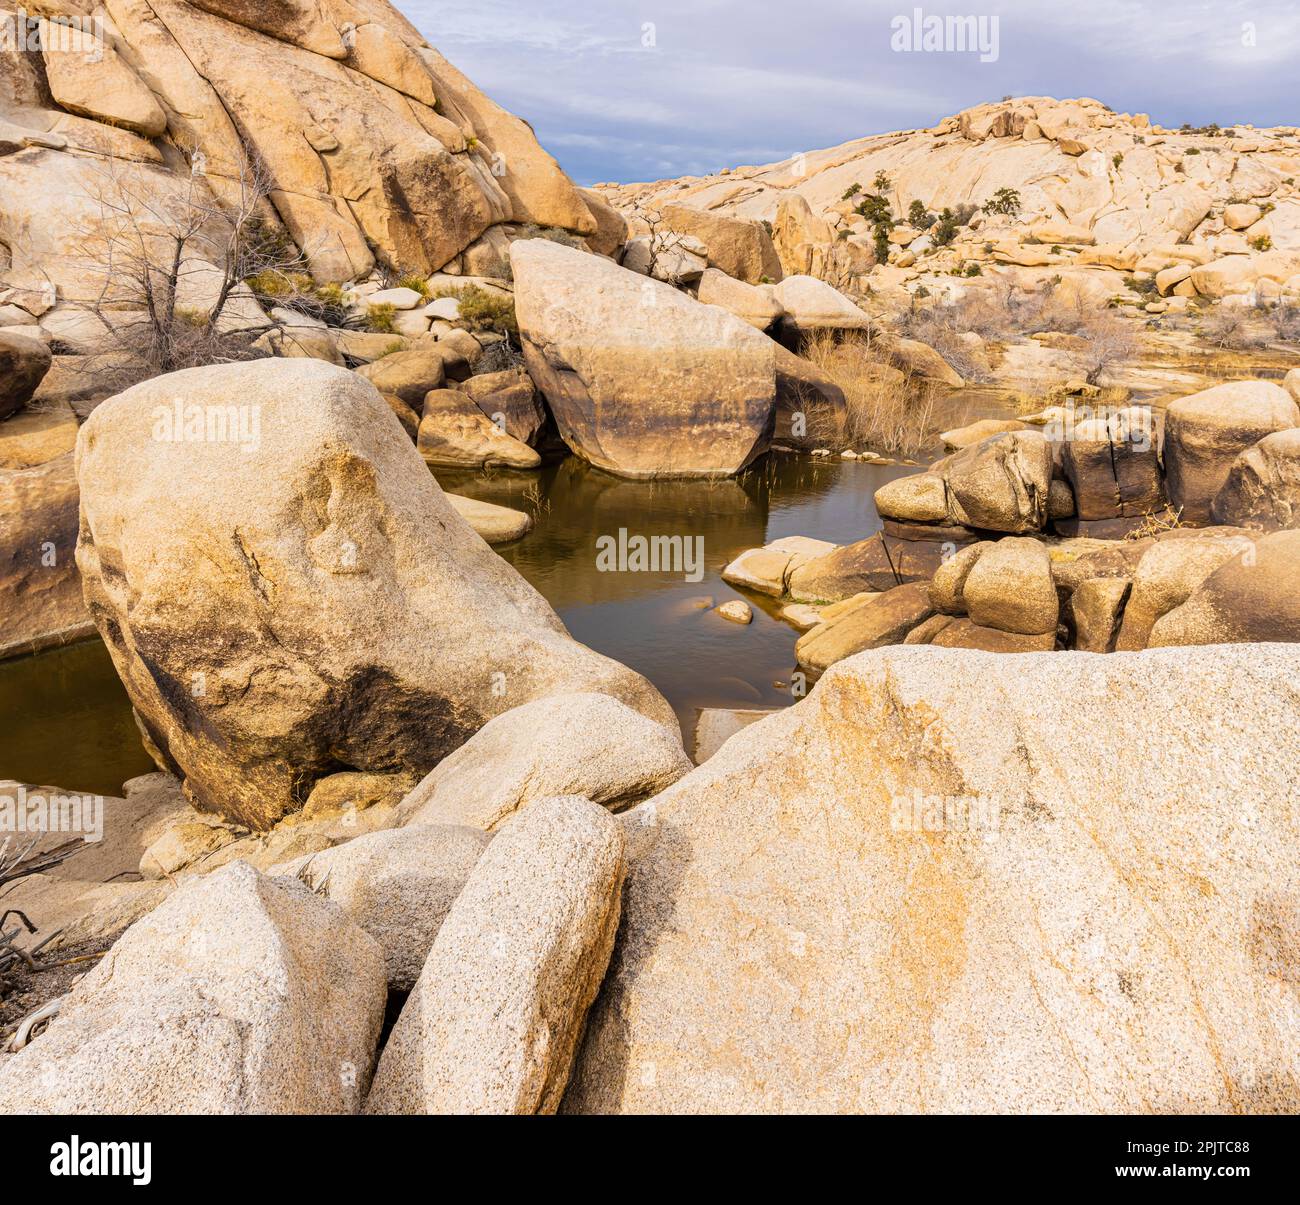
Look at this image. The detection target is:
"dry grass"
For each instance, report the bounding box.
[801,331,937,457]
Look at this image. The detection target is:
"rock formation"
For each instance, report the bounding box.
[75,359,678,829]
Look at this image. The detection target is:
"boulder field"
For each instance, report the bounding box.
[721,377,1300,668]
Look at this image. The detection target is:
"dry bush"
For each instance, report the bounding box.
[1201,305,1262,350]
[801,330,937,457]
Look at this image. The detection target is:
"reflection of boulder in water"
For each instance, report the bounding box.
[494,458,770,610]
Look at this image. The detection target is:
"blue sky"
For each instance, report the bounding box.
[405,1,1300,185]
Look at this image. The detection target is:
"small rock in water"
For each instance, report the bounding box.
[715,600,753,624]
[840,449,859,460]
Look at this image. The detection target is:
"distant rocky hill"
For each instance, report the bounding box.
[597,96,1300,313]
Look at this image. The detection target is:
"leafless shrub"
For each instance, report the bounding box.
[61,142,309,386]
[1201,305,1262,350]
[801,330,937,456]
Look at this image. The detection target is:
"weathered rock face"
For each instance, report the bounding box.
[1061,410,1164,520]
[417,388,541,469]
[511,239,776,479]
[961,536,1058,635]
[460,369,548,448]
[0,452,93,660]
[0,861,388,1113]
[0,0,595,297]
[274,825,492,991]
[0,331,52,419]
[1114,532,1256,651]
[565,645,1300,1114]
[794,582,933,672]
[75,359,676,829]
[1149,530,1300,646]
[400,691,691,832]
[367,796,626,1115]
[939,431,1054,533]
[788,532,966,601]
[659,203,782,285]
[1163,382,1299,525]
[1211,429,1300,531]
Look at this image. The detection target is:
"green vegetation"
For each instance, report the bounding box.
[982,187,1021,218]
[366,303,397,334]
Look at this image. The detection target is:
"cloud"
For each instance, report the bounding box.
[402,0,1300,185]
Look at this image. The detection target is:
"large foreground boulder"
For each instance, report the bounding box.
[0,862,387,1113]
[565,645,1300,1113]
[75,360,676,829]
[367,796,626,1115]
[1162,382,1299,525]
[510,239,776,478]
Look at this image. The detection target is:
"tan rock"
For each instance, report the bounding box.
[660,203,782,284]
[0,452,92,661]
[39,21,167,139]
[929,618,1056,652]
[927,541,990,615]
[938,431,1053,533]
[273,825,492,991]
[566,644,1300,1113]
[400,692,690,832]
[1163,382,1299,524]
[444,492,533,543]
[788,532,962,602]
[772,194,833,277]
[356,348,446,406]
[0,331,52,420]
[0,861,387,1113]
[940,418,1026,451]
[366,796,625,1115]
[578,188,629,257]
[715,599,753,624]
[0,398,78,469]
[1211,429,1300,531]
[1223,203,1262,231]
[1114,533,1255,650]
[511,239,776,479]
[418,388,541,468]
[75,360,676,829]
[774,275,870,332]
[1149,530,1300,646]
[794,582,934,671]
[874,473,948,523]
[720,536,835,596]
[962,537,1058,634]
[419,47,597,235]
[1068,576,1131,652]
[697,268,782,330]
[1189,256,1259,298]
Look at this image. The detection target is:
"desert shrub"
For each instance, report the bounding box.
[1200,305,1259,350]
[1249,234,1273,251]
[983,187,1021,217]
[517,223,585,249]
[931,203,977,246]
[366,302,397,333]
[1113,152,1124,168]
[448,284,518,337]
[800,331,936,456]
[1270,302,1300,342]
[908,199,936,229]
[474,340,527,374]
[397,273,431,299]
[842,183,862,201]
